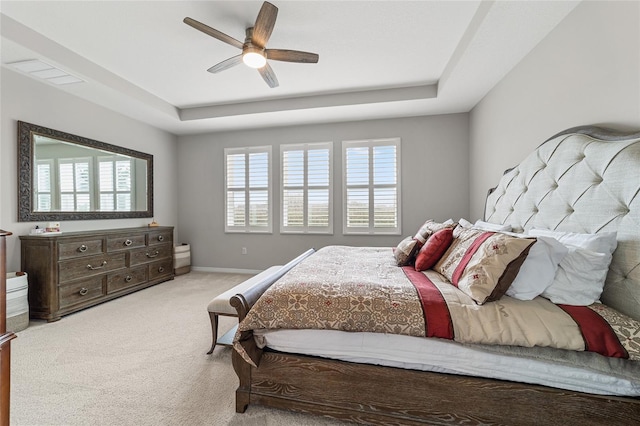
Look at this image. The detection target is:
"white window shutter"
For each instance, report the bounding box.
[281,142,332,234]
[225,147,272,233]
[343,139,401,235]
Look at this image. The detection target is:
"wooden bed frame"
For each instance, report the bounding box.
[230,126,640,425]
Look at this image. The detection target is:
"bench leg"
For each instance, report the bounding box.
[207,311,219,354]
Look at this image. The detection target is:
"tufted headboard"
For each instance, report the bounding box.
[485,126,640,321]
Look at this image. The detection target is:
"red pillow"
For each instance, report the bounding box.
[414,228,454,272]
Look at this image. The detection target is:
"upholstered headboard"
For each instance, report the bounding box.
[485,126,640,321]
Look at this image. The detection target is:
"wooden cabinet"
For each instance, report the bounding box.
[20,226,174,322]
[1,229,16,425]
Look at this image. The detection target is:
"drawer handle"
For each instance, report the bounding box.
[87,260,107,270]
[124,239,133,247]
[79,288,89,296]
[125,275,132,283]
[157,235,165,242]
[78,244,88,253]
[146,250,160,258]
[158,266,165,273]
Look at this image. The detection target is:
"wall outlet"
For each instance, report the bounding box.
[241,247,248,255]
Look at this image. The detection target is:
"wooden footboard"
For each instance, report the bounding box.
[229,248,640,424]
[230,249,316,413]
[234,349,640,425]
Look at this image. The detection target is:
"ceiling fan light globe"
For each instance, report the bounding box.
[243,52,267,69]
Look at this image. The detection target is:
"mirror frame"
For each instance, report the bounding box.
[18,121,154,221]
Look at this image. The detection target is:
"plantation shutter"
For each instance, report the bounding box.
[225,146,272,233]
[343,138,401,235]
[281,142,332,233]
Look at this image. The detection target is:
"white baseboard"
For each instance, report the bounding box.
[190,266,262,275]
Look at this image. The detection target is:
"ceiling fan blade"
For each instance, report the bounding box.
[265,49,319,63]
[183,17,243,50]
[258,62,279,88]
[252,2,278,48]
[207,55,243,73]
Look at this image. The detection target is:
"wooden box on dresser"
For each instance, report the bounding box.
[19,226,174,322]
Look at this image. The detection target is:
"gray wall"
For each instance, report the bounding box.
[0,69,179,272]
[469,0,640,219]
[177,114,470,270]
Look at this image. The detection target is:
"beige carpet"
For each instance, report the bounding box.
[10,272,346,426]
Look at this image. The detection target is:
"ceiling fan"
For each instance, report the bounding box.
[184,1,319,88]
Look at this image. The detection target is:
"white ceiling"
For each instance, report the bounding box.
[0,1,580,136]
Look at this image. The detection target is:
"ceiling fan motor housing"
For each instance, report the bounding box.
[242,28,267,68]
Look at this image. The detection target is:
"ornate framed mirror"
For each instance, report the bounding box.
[18,121,153,221]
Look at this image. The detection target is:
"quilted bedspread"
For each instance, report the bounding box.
[234,246,640,366]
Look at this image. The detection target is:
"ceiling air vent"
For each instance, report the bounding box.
[7,59,84,85]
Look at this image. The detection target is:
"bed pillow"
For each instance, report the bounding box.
[528,228,618,255]
[414,228,454,272]
[474,220,512,232]
[435,228,536,304]
[393,236,421,266]
[457,218,474,228]
[505,236,568,300]
[528,229,618,305]
[540,247,612,305]
[454,218,511,238]
[413,219,456,244]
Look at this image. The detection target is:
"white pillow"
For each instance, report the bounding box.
[474,220,512,232]
[528,228,617,255]
[540,246,612,305]
[457,218,511,232]
[506,236,568,300]
[527,229,617,305]
[458,218,473,228]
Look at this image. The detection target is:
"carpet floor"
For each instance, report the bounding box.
[10,271,345,426]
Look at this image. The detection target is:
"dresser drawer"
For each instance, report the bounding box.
[106,233,146,252]
[59,239,104,260]
[107,266,148,294]
[59,277,105,309]
[148,229,173,246]
[149,259,173,280]
[130,244,173,266]
[59,252,127,282]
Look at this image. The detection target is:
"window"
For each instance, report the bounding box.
[35,159,53,211]
[98,156,133,211]
[343,138,401,235]
[224,146,272,233]
[281,142,333,234]
[58,157,92,211]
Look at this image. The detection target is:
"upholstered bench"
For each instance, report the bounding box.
[206,266,283,354]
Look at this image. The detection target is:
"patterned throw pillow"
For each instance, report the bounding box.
[393,236,422,266]
[414,228,454,272]
[434,228,536,304]
[414,219,456,244]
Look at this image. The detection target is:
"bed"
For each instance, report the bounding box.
[229,125,640,425]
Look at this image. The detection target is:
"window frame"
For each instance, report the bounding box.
[342,138,401,235]
[280,142,333,234]
[224,146,272,233]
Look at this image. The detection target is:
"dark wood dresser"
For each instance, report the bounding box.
[20,226,174,322]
